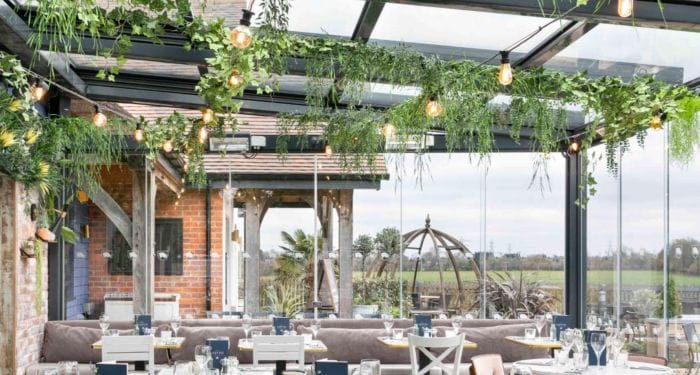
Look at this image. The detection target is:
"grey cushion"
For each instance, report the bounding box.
[42,322,102,364]
[170,325,272,363]
[301,327,410,364]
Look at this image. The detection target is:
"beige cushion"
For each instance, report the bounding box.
[42,322,102,364]
[300,327,410,364]
[434,324,549,363]
[170,325,272,363]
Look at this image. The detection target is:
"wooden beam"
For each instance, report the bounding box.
[132,167,156,315]
[337,190,353,318]
[88,183,133,248]
[154,154,184,195]
[244,200,261,313]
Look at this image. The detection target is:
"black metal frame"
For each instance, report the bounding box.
[565,152,587,328]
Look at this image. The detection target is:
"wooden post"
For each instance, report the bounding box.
[337,190,353,318]
[0,176,17,372]
[223,188,239,309]
[132,166,156,315]
[244,200,261,313]
[321,195,333,258]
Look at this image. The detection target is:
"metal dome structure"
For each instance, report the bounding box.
[402,215,481,312]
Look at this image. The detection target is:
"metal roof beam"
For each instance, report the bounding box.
[0,1,86,94]
[515,21,597,68]
[351,1,386,42]
[384,0,700,31]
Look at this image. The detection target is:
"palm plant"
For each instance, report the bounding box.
[473,271,557,318]
[273,229,322,293]
[265,284,304,317]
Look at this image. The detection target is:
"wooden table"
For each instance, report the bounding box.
[505,336,562,349]
[91,337,185,350]
[238,338,327,375]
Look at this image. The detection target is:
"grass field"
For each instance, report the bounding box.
[354,270,700,286]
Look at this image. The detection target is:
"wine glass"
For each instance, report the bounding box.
[195,344,212,371]
[452,316,463,333]
[590,332,606,370]
[170,315,181,338]
[560,329,575,357]
[610,330,626,361]
[510,364,533,375]
[310,319,321,340]
[586,314,598,330]
[99,314,110,336]
[382,314,394,335]
[534,315,546,340]
[242,316,252,342]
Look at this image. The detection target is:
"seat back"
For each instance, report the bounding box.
[470,354,505,375]
[408,334,464,375]
[101,335,155,375]
[252,335,304,366]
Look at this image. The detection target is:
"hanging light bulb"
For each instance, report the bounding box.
[324,144,333,156]
[230,9,254,49]
[382,119,396,137]
[30,79,49,101]
[92,105,107,128]
[425,97,444,118]
[133,121,145,142]
[650,111,664,130]
[198,125,208,144]
[618,0,633,17]
[227,69,244,89]
[162,138,174,153]
[568,139,580,154]
[498,51,513,86]
[201,108,215,124]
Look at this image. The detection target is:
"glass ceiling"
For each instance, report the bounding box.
[251,0,365,37]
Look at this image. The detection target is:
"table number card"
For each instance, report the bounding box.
[134,314,151,336]
[315,360,348,375]
[207,337,230,369]
[552,315,570,340]
[414,315,432,337]
[96,362,128,375]
[273,317,291,335]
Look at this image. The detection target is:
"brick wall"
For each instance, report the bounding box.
[88,165,224,317]
[0,174,48,374]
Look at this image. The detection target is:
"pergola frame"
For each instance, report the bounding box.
[2,0,699,327]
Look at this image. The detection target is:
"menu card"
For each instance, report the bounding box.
[584,330,607,366]
[414,315,432,337]
[134,314,151,335]
[96,362,128,375]
[315,360,348,375]
[207,337,230,369]
[552,315,570,340]
[273,317,291,335]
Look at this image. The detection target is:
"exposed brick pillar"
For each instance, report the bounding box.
[337,189,353,318]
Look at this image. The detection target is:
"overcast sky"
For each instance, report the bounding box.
[250,129,700,260]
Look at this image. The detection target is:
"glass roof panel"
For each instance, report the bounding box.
[68,54,200,79]
[545,24,700,83]
[252,0,365,37]
[370,3,570,59]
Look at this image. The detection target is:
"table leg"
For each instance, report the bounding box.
[135,361,145,371]
[276,360,287,375]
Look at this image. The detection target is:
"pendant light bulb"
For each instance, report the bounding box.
[498,51,513,86]
[382,120,396,137]
[568,139,580,154]
[227,69,244,89]
[162,139,174,153]
[198,125,209,144]
[133,121,145,142]
[92,105,107,128]
[618,0,633,17]
[425,97,443,118]
[230,9,254,49]
[201,108,215,124]
[324,144,333,156]
[650,112,664,130]
[31,79,49,101]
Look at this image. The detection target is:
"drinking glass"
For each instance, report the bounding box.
[242,316,252,342]
[590,332,606,370]
[250,329,263,338]
[614,351,629,368]
[464,313,474,320]
[392,328,403,340]
[534,315,546,340]
[524,328,536,339]
[206,369,220,375]
[559,329,575,357]
[173,360,193,375]
[509,364,532,375]
[382,314,394,335]
[171,316,182,337]
[99,313,110,336]
[195,344,212,371]
[359,359,380,375]
[451,316,463,333]
[107,329,119,336]
[57,361,78,375]
[586,314,598,330]
[310,319,321,340]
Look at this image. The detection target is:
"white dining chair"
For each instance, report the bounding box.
[408,333,464,375]
[252,335,305,369]
[101,335,155,375]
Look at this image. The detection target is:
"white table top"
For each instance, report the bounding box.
[513,358,673,375]
[237,338,328,352]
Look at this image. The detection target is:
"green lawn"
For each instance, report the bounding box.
[354,270,700,286]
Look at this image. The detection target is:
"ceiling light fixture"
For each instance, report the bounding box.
[382,119,396,137]
[425,97,443,118]
[31,79,49,101]
[498,51,513,86]
[162,138,174,153]
[618,0,633,17]
[230,9,254,49]
[227,69,244,89]
[133,121,145,142]
[92,105,107,128]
